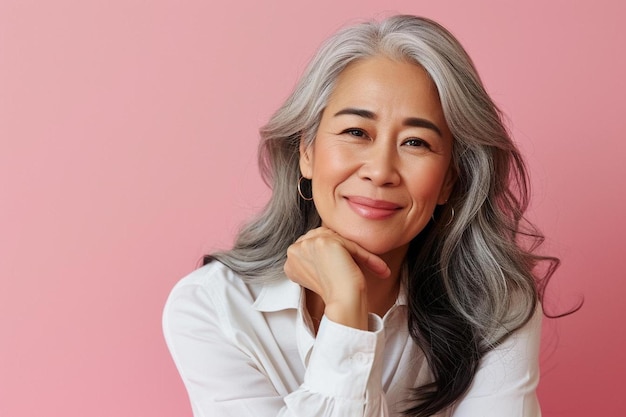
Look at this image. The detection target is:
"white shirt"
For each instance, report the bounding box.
[162,261,542,417]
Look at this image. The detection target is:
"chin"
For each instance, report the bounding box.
[340,229,403,256]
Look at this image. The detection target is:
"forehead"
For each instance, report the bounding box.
[324,56,446,125]
[328,56,440,106]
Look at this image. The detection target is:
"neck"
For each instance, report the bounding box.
[365,244,406,316]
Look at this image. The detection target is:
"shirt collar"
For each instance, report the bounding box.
[252,277,302,312]
[252,275,407,312]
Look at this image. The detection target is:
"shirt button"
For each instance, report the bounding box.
[353,352,368,364]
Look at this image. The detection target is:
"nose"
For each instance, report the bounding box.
[358,139,401,186]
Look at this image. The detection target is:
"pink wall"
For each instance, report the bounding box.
[1,1,624,415]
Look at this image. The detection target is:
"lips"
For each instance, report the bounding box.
[345,196,402,220]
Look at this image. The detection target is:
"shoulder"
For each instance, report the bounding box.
[162,262,264,335]
[479,305,543,379]
[166,261,260,305]
[168,260,247,292]
[451,306,543,416]
[492,304,543,362]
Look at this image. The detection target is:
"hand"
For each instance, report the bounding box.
[283,227,390,330]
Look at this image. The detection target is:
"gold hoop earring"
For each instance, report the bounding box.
[297,176,313,201]
[445,207,455,227]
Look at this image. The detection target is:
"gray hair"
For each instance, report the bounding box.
[207,15,553,415]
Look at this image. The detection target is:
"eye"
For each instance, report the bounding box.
[340,128,368,138]
[403,138,431,149]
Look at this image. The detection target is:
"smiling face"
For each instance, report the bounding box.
[299,56,456,259]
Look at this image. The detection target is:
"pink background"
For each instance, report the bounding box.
[1,0,624,416]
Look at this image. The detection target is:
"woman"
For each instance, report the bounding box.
[163,15,555,417]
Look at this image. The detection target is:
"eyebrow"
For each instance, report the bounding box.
[333,107,443,137]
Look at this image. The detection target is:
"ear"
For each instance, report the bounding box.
[437,165,457,205]
[299,138,314,179]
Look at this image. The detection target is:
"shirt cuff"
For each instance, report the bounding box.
[303,314,386,400]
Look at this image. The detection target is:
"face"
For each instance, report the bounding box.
[299,56,456,259]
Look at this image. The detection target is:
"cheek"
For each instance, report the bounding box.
[311,143,354,182]
[405,163,450,200]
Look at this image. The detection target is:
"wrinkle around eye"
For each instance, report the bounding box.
[339,128,369,139]
[403,138,431,149]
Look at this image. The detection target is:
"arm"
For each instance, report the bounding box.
[284,227,391,331]
[451,307,543,417]
[162,266,391,417]
[163,280,284,417]
[284,315,389,416]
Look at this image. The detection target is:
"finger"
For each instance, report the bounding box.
[295,226,335,241]
[339,239,390,279]
[295,227,391,279]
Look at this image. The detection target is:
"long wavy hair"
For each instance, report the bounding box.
[206,15,558,416]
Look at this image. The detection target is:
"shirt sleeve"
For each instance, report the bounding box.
[283,315,388,416]
[451,307,543,417]
[162,278,390,417]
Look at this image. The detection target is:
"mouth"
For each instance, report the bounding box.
[344,196,402,220]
